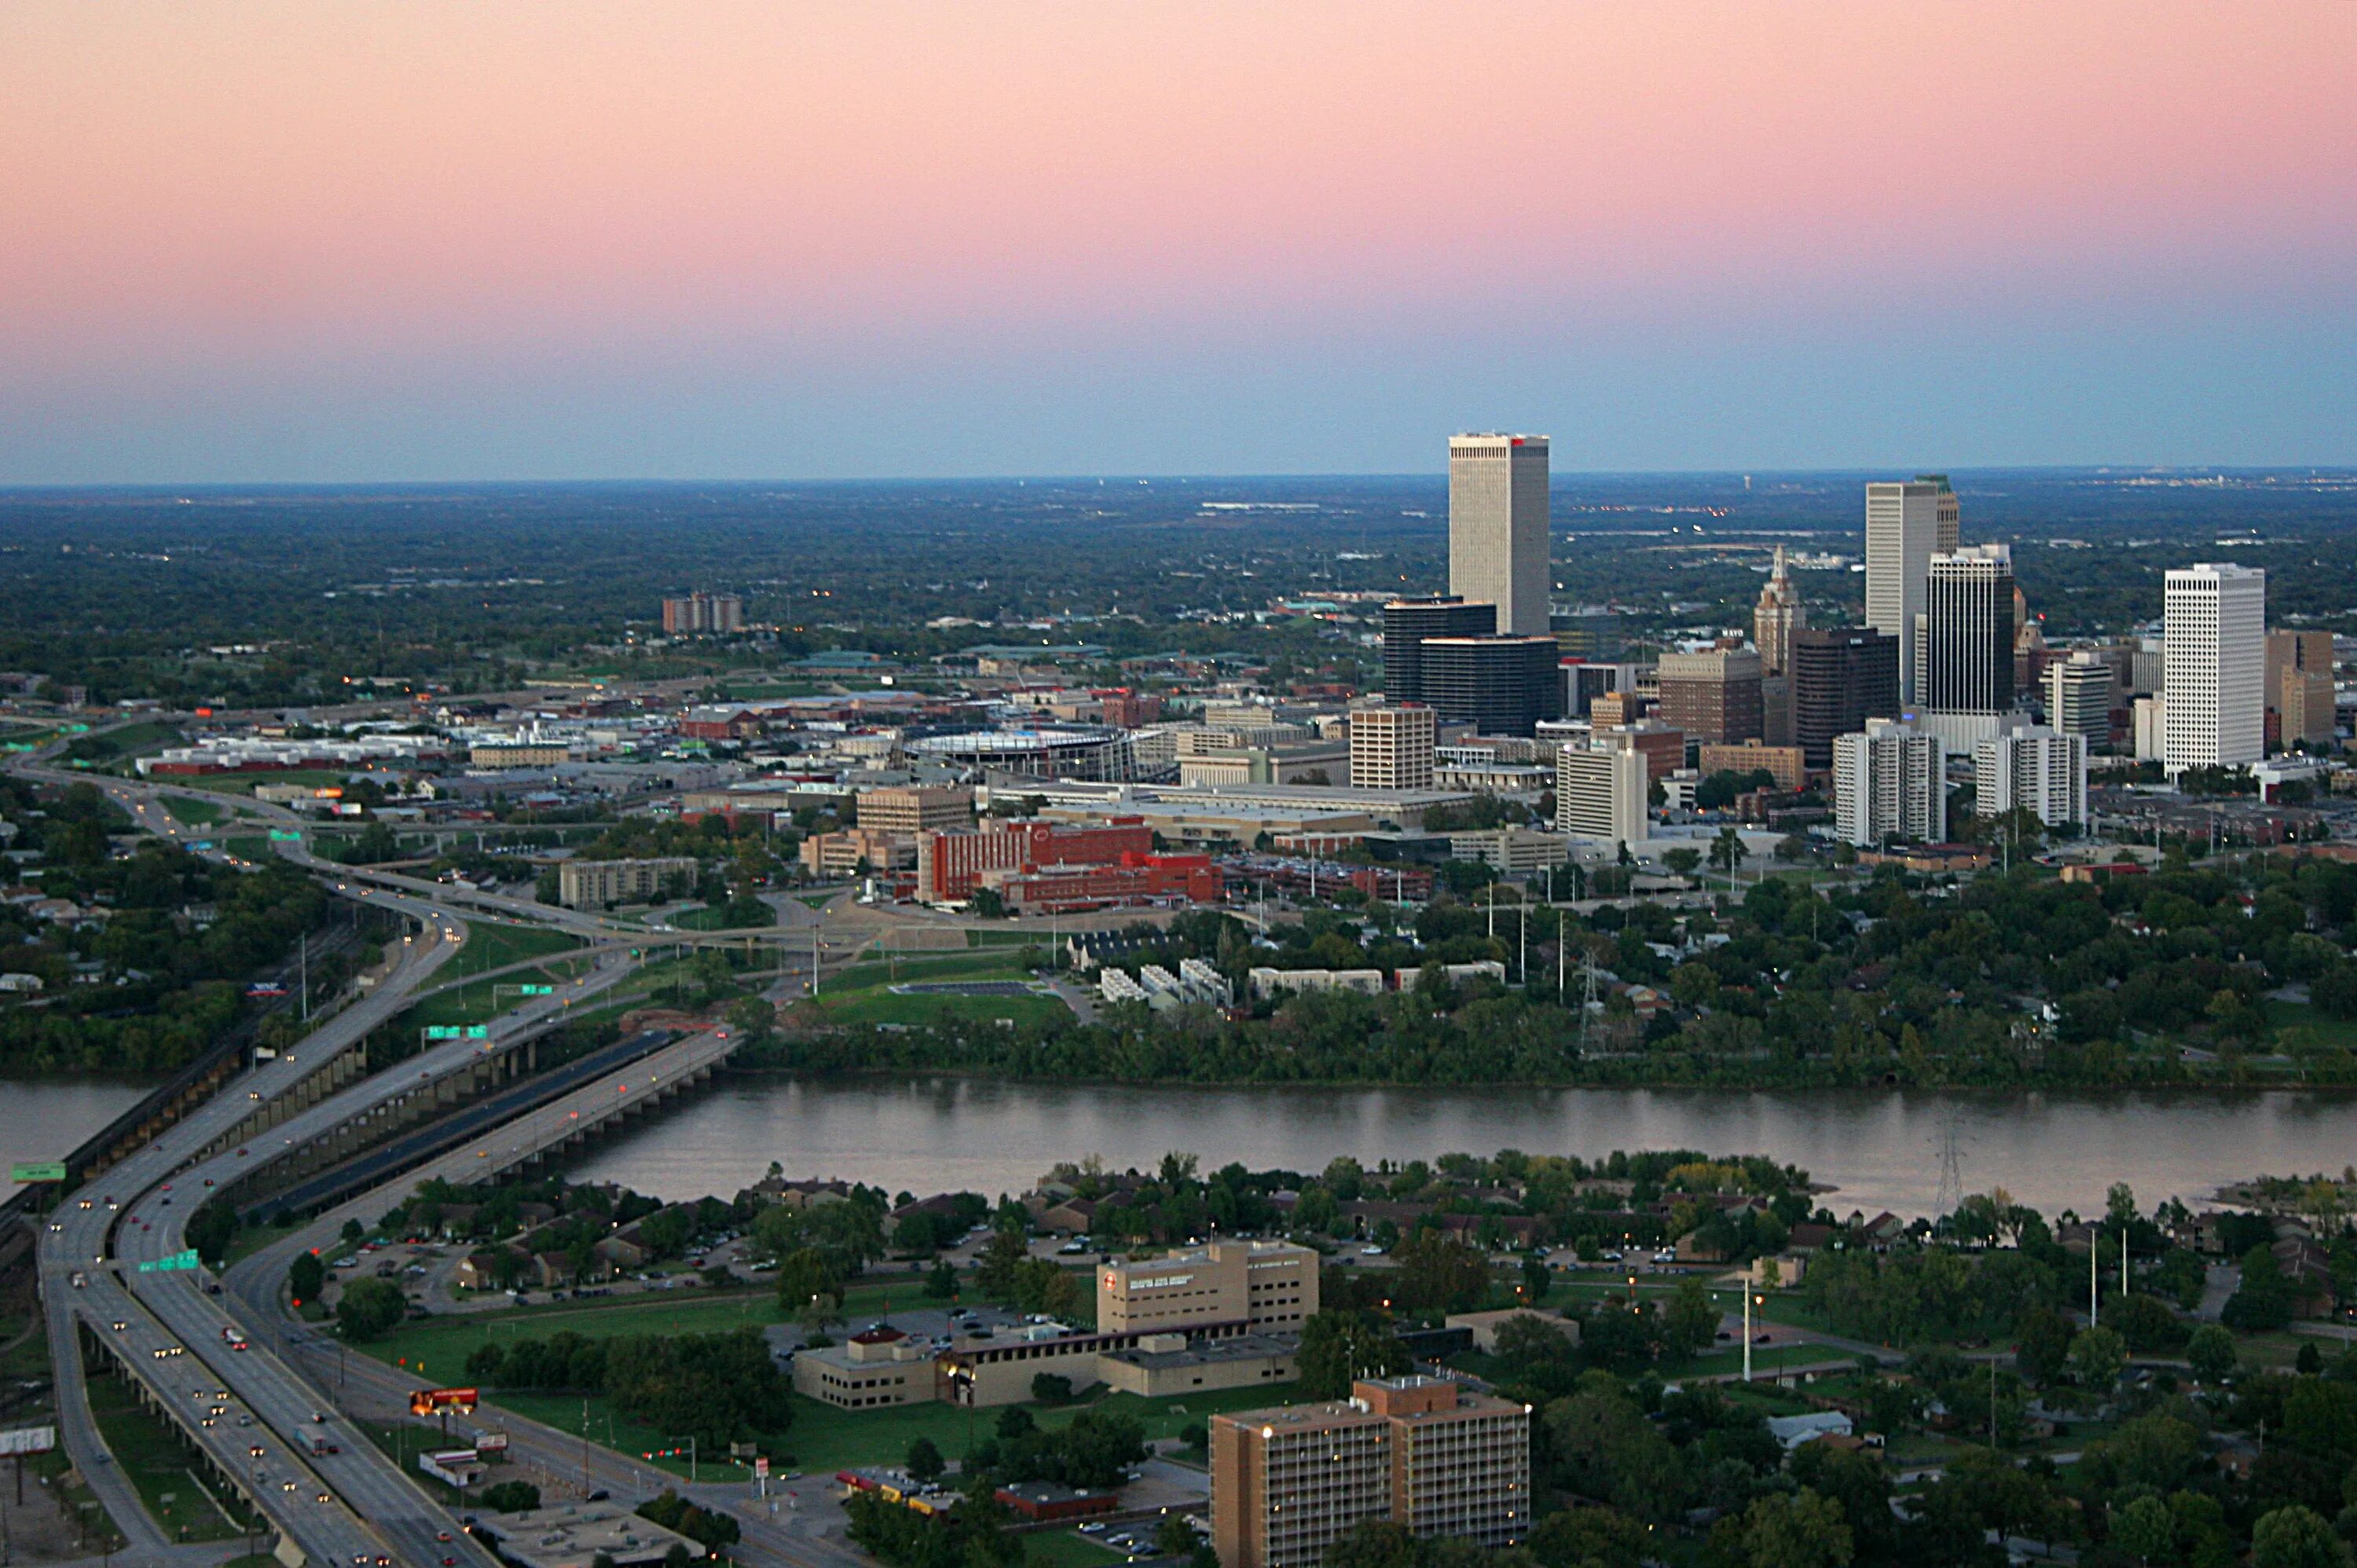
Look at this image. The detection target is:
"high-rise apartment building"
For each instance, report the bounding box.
[1349,705,1438,791]
[2162,564,2267,774]
[1383,598,1497,703]
[1864,477,1959,705]
[662,591,744,635]
[2267,630,2337,749]
[1973,723,2088,830]
[1656,648,1764,746]
[1556,742,1648,848]
[1418,636,1563,738]
[1791,628,1901,770]
[1448,434,1550,636]
[1211,1376,1530,1568]
[2044,653,2113,748]
[1833,719,1945,847]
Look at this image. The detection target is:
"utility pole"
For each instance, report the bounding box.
[2090,1242,2099,1327]
[1557,910,1566,1002]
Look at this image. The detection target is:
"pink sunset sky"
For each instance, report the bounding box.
[2,1,2352,480]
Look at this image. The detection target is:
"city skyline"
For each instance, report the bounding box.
[3,2,2353,482]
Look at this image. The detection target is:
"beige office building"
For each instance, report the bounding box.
[1098,1240,1318,1335]
[556,856,698,909]
[1556,744,1647,848]
[1350,705,1438,791]
[1448,434,1550,636]
[2267,630,2337,749]
[1865,478,1960,705]
[855,786,973,834]
[1211,1377,1530,1568]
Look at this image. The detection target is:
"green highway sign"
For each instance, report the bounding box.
[519,984,553,996]
[424,1025,462,1040]
[9,1162,66,1184]
[268,829,302,842]
[136,1250,201,1273]
[467,1025,489,1039]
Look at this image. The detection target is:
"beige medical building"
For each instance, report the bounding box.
[1098,1239,1318,1334]
[1448,434,1551,636]
[1211,1376,1530,1568]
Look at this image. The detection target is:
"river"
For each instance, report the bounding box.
[0,1079,152,1199]
[566,1076,2357,1220]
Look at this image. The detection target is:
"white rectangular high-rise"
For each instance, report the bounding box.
[1974,723,2088,830]
[1556,741,1648,848]
[1864,477,1959,706]
[2162,563,2266,775]
[1833,718,1945,847]
[1449,434,1550,636]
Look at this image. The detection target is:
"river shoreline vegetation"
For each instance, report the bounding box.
[738,851,2357,1089]
[368,1147,2357,1568]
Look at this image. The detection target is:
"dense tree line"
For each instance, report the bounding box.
[747,853,2357,1088]
[463,1326,790,1449]
[0,782,330,1074]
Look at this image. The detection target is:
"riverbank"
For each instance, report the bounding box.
[561,1075,2357,1220]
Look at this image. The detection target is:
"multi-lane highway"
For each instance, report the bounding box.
[37,873,475,1568]
[10,743,635,1567]
[10,729,862,1566]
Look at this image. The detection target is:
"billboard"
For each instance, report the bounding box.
[409,1387,478,1417]
[0,1426,56,1457]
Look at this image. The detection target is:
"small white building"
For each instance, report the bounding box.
[1765,1411,1853,1451]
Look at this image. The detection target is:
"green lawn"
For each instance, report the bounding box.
[448,921,585,980]
[674,903,778,931]
[165,796,226,826]
[86,1372,258,1543]
[817,947,1061,1024]
[398,958,593,1034]
[181,768,356,796]
[1026,1529,1132,1568]
[824,987,1071,1030]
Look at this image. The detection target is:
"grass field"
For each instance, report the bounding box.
[675,903,778,931]
[448,921,585,980]
[165,796,226,826]
[86,1372,257,1543]
[2267,999,2357,1052]
[400,957,594,1032]
[817,950,1068,1028]
[180,768,355,797]
[68,719,183,765]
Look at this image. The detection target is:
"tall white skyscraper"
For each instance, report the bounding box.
[1449,434,1550,636]
[2163,563,2266,774]
[1864,476,1960,705]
